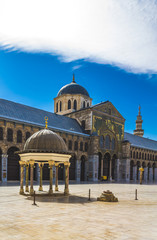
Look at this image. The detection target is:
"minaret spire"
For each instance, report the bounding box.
[134,105,144,137]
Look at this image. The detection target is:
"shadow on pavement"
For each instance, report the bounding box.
[26,194,96,204]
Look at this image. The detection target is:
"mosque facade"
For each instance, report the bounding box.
[0,75,157,183]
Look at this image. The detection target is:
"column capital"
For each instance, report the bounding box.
[2,154,8,158]
[38,162,44,168]
[29,160,35,166]
[55,163,60,167]
[19,161,25,166]
[48,161,55,167]
[64,162,71,167]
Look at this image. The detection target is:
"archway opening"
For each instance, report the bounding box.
[98,152,102,180]
[7,147,20,181]
[69,155,76,180]
[112,154,117,180]
[80,156,86,181]
[103,153,111,180]
[136,161,140,180]
[147,163,151,181]
[130,160,134,180]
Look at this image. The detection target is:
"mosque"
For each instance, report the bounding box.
[0,75,157,184]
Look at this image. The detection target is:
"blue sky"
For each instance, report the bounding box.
[0,0,157,139]
[0,49,157,140]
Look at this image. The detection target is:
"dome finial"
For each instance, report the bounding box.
[72,73,76,83]
[44,116,48,129]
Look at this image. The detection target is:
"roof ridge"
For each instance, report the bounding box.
[124,132,157,144]
[0,98,76,121]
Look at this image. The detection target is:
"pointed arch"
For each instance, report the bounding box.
[7,147,20,180]
[73,100,77,110]
[60,101,62,111]
[0,127,3,140]
[68,100,71,109]
[17,130,22,143]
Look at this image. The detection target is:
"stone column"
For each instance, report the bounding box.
[144,167,148,183]
[133,165,137,183]
[101,158,103,177]
[125,159,130,183]
[25,163,29,192]
[88,155,99,182]
[49,161,54,195]
[38,163,44,191]
[19,161,25,194]
[30,160,35,195]
[116,159,120,182]
[55,163,59,191]
[149,168,153,183]
[2,154,8,182]
[64,162,70,195]
[76,160,81,182]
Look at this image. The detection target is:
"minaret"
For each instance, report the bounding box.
[134,105,144,137]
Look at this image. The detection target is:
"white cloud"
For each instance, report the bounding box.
[0,0,157,73]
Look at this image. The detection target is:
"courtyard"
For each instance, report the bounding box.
[0,183,157,240]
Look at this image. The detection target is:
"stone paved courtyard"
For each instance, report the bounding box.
[0,183,157,240]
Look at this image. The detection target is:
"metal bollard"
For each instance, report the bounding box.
[135,189,138,200]
[88,189,91,201]
[32,191,37,205]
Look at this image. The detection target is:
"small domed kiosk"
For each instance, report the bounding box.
[18,117,71,195]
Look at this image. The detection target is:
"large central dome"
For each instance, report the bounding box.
[57,77,89,97]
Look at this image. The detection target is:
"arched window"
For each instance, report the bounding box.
[105,135,110,149]
[136,152,138,159]
[139,152,141,159]
[142,153,144,160]
[68,140,72,150]
[56,102,58,112]
[148,154,149,160]
[100,135,104,148]
[26,132,31,141]
[133,151,135,158]
[0,127,3,140]
[74,141,78,151]
[80,142,83,151]
[145,153,147,160]
[85,142,88,152]
[68,100,71,109]
[130,151,132,158]
[73,100,77,110]
[7,128,13,142]
[83,101,85,108]
[60,101,62,111]
[111,138,115,150]
[17,130,22,143]
[87,102,89,107]
[81,120,86,130]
